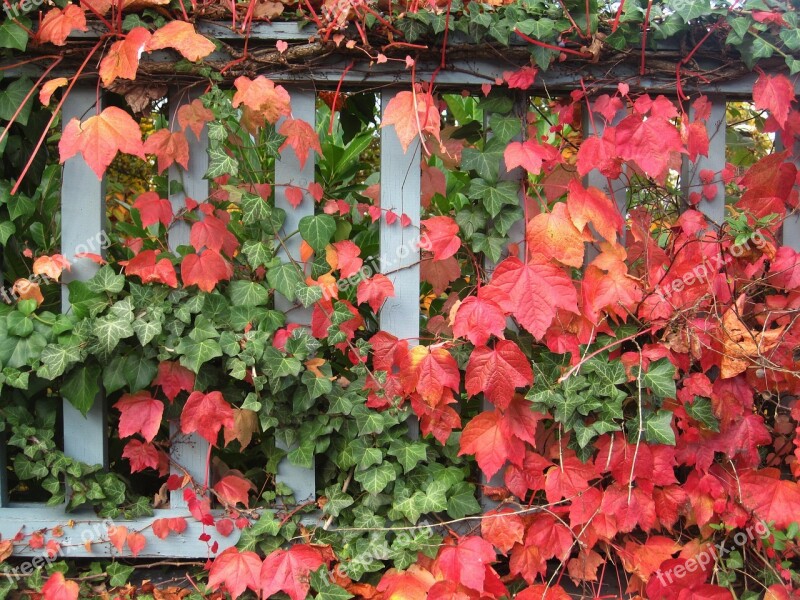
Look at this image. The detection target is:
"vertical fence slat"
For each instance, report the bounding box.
[380,90,421,440]
[274,88,316,502]
[168,88,210,508]
[0,435,7,506]
[61,87,108,470]
[683,94,727,225]
[781,137,800,251]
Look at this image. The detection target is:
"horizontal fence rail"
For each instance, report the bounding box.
[0,72,798,558]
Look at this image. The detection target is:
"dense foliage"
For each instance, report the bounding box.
[1,0,800,598]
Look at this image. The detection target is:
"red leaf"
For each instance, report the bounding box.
[544,456,598,504]
[465,341,533,409]
[459,410,523,479]
[503,66,537,90]
[59,106,145,179]
[615,113,683,182]
[190,215,239,255]
[525,513,573,561]
[126,532,146,557]
[433,536,496,592]
[592,94,624,122]
[180,390,235,445]
[260,545,326,600]
[124,250,178,288]
[42,572,79,600]
[133,191,173,228]
[114,391,163,442]
[278,118,322,170]
[420,216,461,261]
[377,566,435,600]
[232,76,292,124]
[152,361,195,402]
[329,240,363,278]
[108,525,128,552]
[143,129,190,173]
[213,474,253,508]
[122,439,160,472]
[566,180,624,244]
[504,140,561,175]
[152,518,171,540]
[357,274,395,313]
[516,584,572,600]
[98,27,151,87]
[576,132,622,179]
[501,394,545,445]
[421,255,460,295]
[208,547,263,600]
[145,21,215,62]
[525,202,586,268]
[181,249,234,292]
[481,508,525,554]
[738,468,800,529]
[488,256,578,340]
[452,294,507,346]
[753,72,796,129]
[399,345,460,406]
[178,98,214,140]
[381,89,441,153]
[285,185,304,209]
[36,5,87,46]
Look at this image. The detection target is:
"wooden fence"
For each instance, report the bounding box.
[1,25,799,558]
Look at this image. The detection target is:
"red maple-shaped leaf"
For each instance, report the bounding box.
[433,536,496,592]
[278,118,322,170]
[504,140,561,175]
[544,455,598,504]
[501,394,546,446]
[481,508,525,554]
[180,390,235,445]
[153,361,195,402]
[357,274,395,313]
[525,513,573,561]
[488,256,578,340]
[114,391,163,442]
[328,240,363,278]
[177,98,214,140]
[213,474,253,508]
[420,216,461,261]
[122,439,160,472]
[260,545,326,600]
[465,341,533,409]
[124,250,178,288]
[59,106,145,179]
[381,89,441,153]
[576,132,622,179]
[232,76,292,124]
[516,584,571,600]
[190,215,239,256]
[98,27,152,87]
[399,345,460,406]
[181,249,234,292]
[377,566,435,600]
[503,66,538,90]
[581,258,642,324]
[566,180,624,243]
[738,468,800,529]
[145,21,215,62]
[753,72,796,129]
[452,294,507,346]
[615,113,683,182]
[133,191,173,228]
[208,547,263,600]
[421,254,460,294]
[459,410,524,479]
[36,5,87,46]
[42,572,79,600]
[143,129,190,173]
[525,202,587,268]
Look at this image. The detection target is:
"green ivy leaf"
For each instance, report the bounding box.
[62,363,102,416]
[228,281,270,306]
[642,358,676,399]
[645,409,676,445]
[176,337,223,372]
[299,214,337,253]
[355,462,396,494]
[0,17,30,51]
[267,263,304,303]
[686,397,719,432]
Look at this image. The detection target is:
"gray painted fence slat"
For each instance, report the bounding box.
[168,88,210,510]
[781,138,800,251]
[682,94,727,225]
[60,87,108,470]
[379,90,421,440]
[274,88,316,502]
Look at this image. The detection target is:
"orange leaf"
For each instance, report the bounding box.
[208,547,263,600]
[458,409,523,479]
[41,572,79,600]
[126,532,146,557]
[566,180,624,244]
[464,340,533,409]
[143,129,189,173]
[32,254,70,281]
[107,525,128,552]
[36,5,87,46]
[181,249,234,292]
[525,202,587,268]
[381,89,441,153]
[39,78,68,106]
[278,118,322,170]
[0,540,13,563]
[146,21,215,62]
[12,279,44,305]
[59,106,145,179]
[123,249,178,288]
[232,76,291,124]
[177,98,214,140]
[213,474,253,507]
[98,27,152,87]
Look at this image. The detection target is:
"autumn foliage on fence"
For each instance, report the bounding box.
[2,0,800,598]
